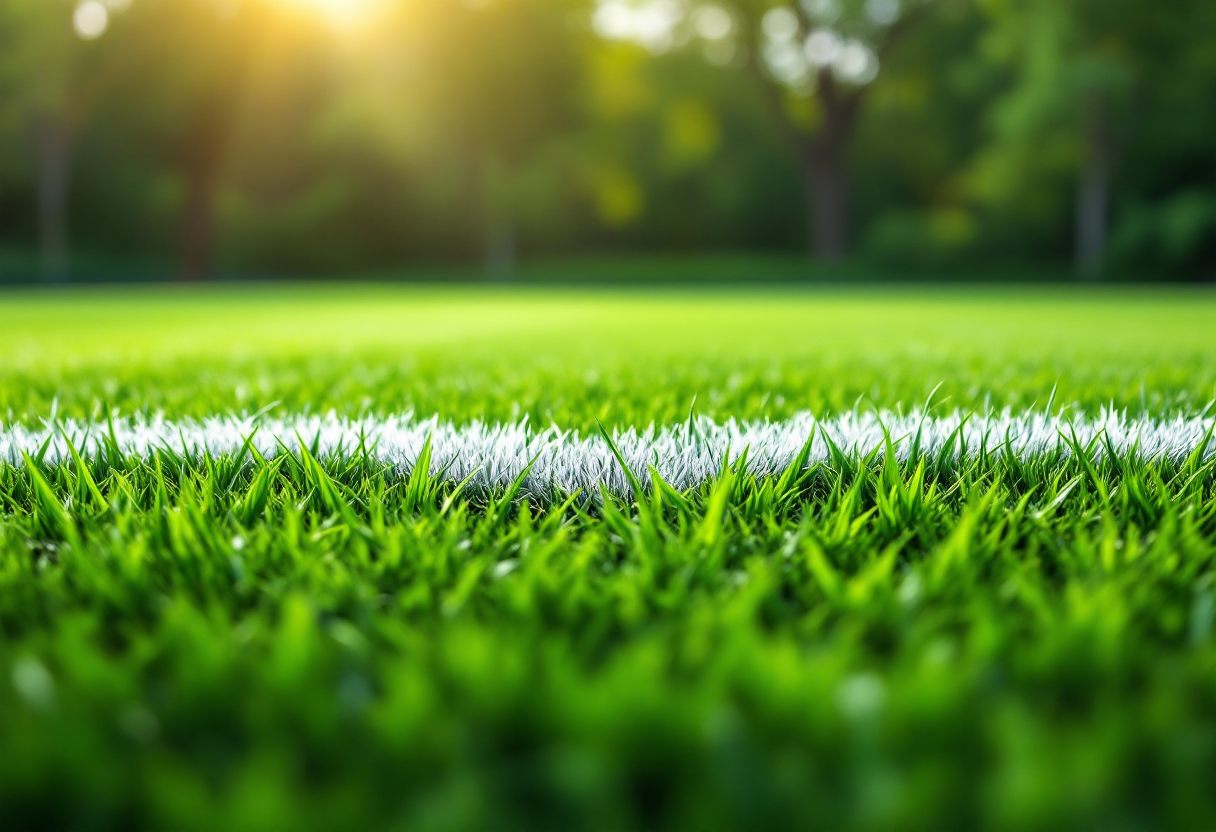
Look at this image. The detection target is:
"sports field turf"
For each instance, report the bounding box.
[2,284,1216,830]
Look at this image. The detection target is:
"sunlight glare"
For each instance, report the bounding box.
[277,0,383,28]
[74,1,109,40]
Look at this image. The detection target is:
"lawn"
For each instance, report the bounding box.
[2,284,1216,831]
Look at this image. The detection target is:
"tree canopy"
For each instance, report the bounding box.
[0,0,1212,279]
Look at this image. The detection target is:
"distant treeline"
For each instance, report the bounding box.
[1,0,1213,281]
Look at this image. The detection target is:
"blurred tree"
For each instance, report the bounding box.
[386,0,581,277]
[125,0,271,281]
[570,37,807,252]
[0,0,1211,279]
[1104,0,1216,280]
[0,0,134,280]
[972,0,1183,278]
[599,0,941,260]
[747,0,926,260]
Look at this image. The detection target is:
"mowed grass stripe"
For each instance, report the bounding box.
[3,288,1216,427]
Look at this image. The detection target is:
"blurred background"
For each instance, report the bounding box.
[0,0,1213,284]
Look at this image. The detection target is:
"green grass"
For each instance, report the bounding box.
[2,285,1216,831]
[3,284,1215,425]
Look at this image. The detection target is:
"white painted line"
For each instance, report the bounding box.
[2,410,1213,498]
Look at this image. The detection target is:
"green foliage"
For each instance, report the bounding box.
[2,289,1216,829]
[1,0,1214,276]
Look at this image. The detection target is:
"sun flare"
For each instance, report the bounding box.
[274,0,384,27]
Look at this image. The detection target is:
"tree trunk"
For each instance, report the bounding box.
[484,223,516,281]
[806,146,850,261]
[481,151,515,280]
[1075,96,1112,279]
[746,60,862,262]
[177,100,231,282]
[179,156,218,282]
[804,73,860,262]
[33,117,75,282]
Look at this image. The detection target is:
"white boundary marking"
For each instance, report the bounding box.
[2,410,1213,497]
